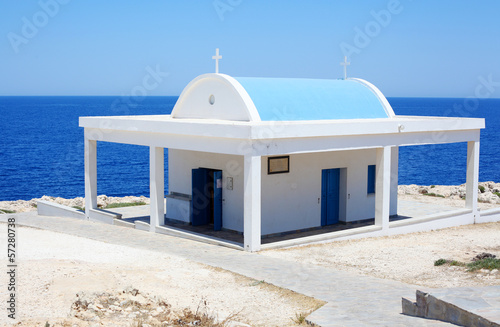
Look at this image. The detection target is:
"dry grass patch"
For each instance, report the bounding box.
[208,266,326,324]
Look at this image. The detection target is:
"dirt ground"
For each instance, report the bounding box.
[0,226,321,327]
[262,221,500,289]
[0,188,499,325]
[1,222,499,326]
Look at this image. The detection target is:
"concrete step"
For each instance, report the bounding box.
[403,288,500,327]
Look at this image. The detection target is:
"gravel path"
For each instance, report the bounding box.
[262,222,500,289]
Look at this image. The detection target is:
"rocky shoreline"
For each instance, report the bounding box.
[1,182,499,214]
[0,195,150,214]
[399,181,500,205]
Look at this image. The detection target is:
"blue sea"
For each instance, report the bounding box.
[0,96,499,201]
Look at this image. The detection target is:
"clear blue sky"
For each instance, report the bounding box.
[1,0,499,97]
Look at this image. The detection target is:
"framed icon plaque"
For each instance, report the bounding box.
[268,156,289,174]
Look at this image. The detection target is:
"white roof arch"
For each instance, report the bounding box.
[171,74,260,121]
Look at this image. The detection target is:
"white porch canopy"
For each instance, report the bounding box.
[80,112,483,252]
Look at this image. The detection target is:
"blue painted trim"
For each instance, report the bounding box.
[321,170,328,226]
[327,169,340,225]
[367,165,376,194]
[321,168,340,226]
[213,170,222,231]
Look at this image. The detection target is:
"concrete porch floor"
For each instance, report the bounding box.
[112,199,467,246]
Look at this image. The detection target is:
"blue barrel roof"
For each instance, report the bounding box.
[234,77,389,121]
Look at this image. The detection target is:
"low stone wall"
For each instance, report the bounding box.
[37,200,85,220]
[402,290,500,327]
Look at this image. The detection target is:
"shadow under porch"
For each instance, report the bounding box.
[110,199,464,247]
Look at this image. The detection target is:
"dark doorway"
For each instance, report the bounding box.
[191,168,222,231]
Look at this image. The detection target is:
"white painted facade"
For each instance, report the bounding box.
[168,148,399,236]
[79,73,485,252]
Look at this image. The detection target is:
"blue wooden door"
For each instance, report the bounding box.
[321,168,340,226]
[213,170,223,231]
[192,168,210,226]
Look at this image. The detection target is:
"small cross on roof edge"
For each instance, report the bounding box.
[340,56,350,80]
[212,48,222,74]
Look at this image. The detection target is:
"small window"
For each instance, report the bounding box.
[367,165,376,194]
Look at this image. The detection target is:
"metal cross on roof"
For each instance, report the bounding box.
[212,48,222,74]
[340,56,350,80]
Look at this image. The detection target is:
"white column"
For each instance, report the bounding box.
[375,146,391,230]
[465,141,480,218]
[390,146,399,216]
[149,147,165,232]
[244,155,261,252]
[84,129,97,219]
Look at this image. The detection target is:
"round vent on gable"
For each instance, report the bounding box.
[170,73,260,121]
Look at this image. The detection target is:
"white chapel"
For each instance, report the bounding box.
[78,52,485,252]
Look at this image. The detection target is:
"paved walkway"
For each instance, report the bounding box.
[397,199,463,217]
[2,212,494,326]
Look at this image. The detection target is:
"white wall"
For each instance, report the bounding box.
[168,149,245,232]
[261,149,394,235]
[169,148,398,236]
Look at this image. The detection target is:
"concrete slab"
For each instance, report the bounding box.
[88,208,121,224]
[397,199,464,217]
